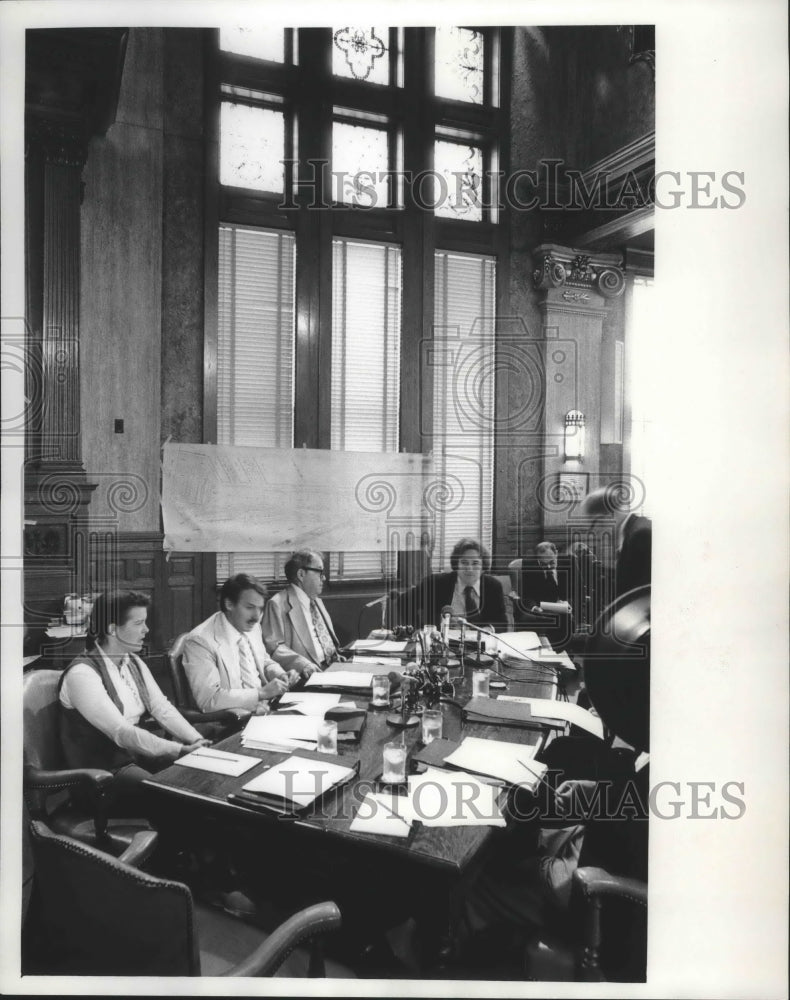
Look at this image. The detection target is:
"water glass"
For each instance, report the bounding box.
[317,719,338,754]
[472,668,490,698]
[382,741,407,784]
[421,708,443,745]
[371,674,390,707]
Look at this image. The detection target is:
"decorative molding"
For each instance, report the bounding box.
[532,244,626,299]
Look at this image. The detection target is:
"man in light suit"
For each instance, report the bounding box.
[262,549,342,679]
[182,573,291,715]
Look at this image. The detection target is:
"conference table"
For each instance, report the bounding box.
[143,637,572,974]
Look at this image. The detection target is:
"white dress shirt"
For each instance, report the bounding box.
[290,584,327,665]
[60,644,202,761]
[451,578,481,617]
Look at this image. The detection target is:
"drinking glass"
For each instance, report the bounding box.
[382,741,407,783]
[421,708,443,744]
[317,719,338,754]
[472,668,490,698]
[371,674,390,707]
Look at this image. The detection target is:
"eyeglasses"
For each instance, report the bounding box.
[303,567,326,579]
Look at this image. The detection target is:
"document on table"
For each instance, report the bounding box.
[490,631,542,655]
[348,639,408,654]
[350,791,416,838]
[275,692,342,715]
[496,696,604,739]
[242,755,356,809]
[349,655,404,669]
[407,767,506,827]
[305,671,374,689]
[444,736,548,790]
[174,748,260,777]
[240,713,321,751]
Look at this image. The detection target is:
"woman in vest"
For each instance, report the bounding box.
[59,590,210,813]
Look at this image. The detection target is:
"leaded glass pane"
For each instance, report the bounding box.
[219,27,285,63]
[220,103,285,193]
[332,122,389,207]
[333,27,389,84]
[434,26,484,104]
[434,140,483,220]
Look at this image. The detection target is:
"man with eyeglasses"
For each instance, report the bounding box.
[262,549,343,678]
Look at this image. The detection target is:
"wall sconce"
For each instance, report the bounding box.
[564,410,586,461]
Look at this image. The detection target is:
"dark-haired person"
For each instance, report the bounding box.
[182,573,292,715]
[58,591,210,805]
[406,537,508,631]
[262,549,343,679]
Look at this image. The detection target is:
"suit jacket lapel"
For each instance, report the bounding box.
[287,590,321,665]
[213,615,239,686]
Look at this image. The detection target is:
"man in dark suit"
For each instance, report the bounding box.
[511,541,574,648]
[404,537,507,631]
[578,486,652,598]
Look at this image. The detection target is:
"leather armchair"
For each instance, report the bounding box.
[575,866,647,981]
[25,820,348,977]
[167,632,249,735]
[23,669,153,856]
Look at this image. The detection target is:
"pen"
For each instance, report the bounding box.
[193,749,237,761]
[375,795,411,828]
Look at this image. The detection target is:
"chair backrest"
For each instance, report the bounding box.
[23,669,65,773]
[27,820,200,976]
[492,574,515,629]
[166,632,197,711]
[507,557,523,597]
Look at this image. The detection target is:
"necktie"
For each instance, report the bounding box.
[310,601,336,665]
[464,585,478,616]
[238,636,259,689]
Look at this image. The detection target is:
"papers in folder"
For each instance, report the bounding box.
[408,768,506,827]
[275,692,343,715]
[349,639,407,655]
[444,736,547,790]
[174,748,259,777]
[305,670,374,690]
[241,714,321,752]
[350,791,416,838]
[496,696,604,739]
[241,755,356,811]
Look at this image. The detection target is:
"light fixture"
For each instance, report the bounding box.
[564,410,586,461]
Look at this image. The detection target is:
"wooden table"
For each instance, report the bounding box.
[143,651,563,970]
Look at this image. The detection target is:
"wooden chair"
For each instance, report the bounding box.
[25,820,349,977]
[23,669,155,856]
[166,632,249,734]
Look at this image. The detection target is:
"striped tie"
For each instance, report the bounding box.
[238,636,259,689]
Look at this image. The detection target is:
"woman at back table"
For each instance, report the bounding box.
[58,590,210,814]
[405,537,508,631]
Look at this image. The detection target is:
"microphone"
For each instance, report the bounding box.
[365,594,388,608]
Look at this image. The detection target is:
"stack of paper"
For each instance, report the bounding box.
[239,755,356,812]
[350,790,416,838]
[240,714,321,752]
[444,736,548,790]
[275,692,343,715]
[348,639,408,655]
[492,631,543,657]
[463,696,562,729]
[305,671,374,690]
[407,767,506,827]
[496,696,603,739]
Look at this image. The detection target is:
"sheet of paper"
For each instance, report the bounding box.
[241,714,321,744]
[407,767,506,827]
[305,671,374,689]
[349,639,408,654]
[349,655,403,667]
[489,631,542,655]
[444,735,547,788]
[174,748,260,777]
[495,696,604,739]
[349,791,415,837]
[242,755,354,808]
[275,692,342,715]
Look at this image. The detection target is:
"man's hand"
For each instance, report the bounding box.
[179,738,212,758]
[260,676,289,700]
[301,663,318,679]
[554,779,598,819]
[286,669,301,687]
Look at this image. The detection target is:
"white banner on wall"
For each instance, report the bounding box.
[162,443,434,554]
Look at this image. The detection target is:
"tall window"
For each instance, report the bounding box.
[432,251,496,569]
[211,28,507,586]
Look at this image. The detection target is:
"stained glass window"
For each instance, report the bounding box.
[434,27,485,104]
[332,122,389,207]
[434,140,483,220]
[219,27,286,63]
[333,27,389,84]
[220,102,285,193]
